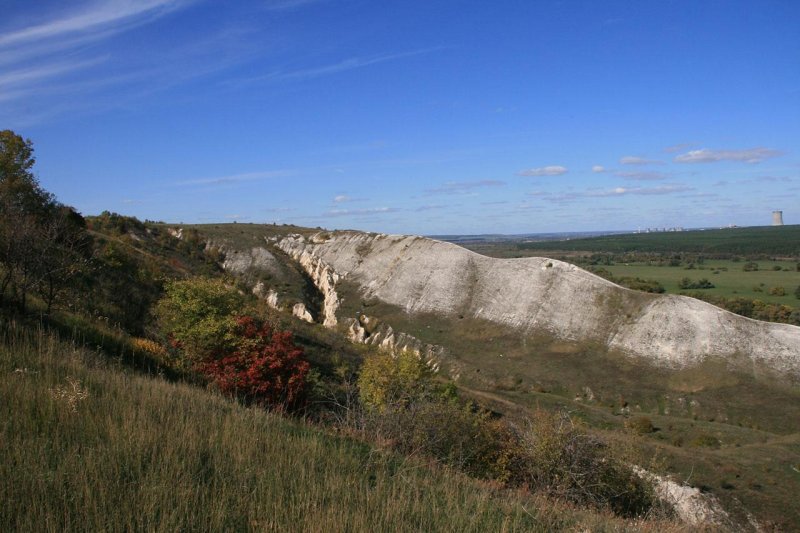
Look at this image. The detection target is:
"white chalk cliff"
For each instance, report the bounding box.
[277,231,800,376]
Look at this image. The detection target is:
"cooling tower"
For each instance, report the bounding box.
[772,210,784,226]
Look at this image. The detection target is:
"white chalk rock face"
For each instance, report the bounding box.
[222,247,280,276]
[278,231,800,375]
[277,236,340,328]
[292,303,314,323]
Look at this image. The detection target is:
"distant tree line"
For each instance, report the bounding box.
[516,227,800,257]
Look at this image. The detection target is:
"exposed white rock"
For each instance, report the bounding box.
[277,231,800,376]
[634,467,731,528]
[343,315,443,372]
[252,282,280,309]
[222,247,280,276]
[167,227,183,239]
[277,237,340,328]
[265,289,279,309]
[292,303,314,323]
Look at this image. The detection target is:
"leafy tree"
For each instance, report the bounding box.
[0,130,90,312]
[0,131,46,204]
[35,206,93,313]
[154,277,244,364]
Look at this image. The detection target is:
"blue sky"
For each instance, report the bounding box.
[2,0,798,234]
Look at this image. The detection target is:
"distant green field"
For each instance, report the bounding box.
[603,260,800,304]
[516,225,800,256]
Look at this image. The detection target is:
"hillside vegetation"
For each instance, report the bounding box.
[1,321,688,532]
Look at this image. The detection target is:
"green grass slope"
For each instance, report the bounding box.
[0,321,682,532]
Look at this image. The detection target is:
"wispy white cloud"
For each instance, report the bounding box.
[234,48,440,86]
[543,184,692,203]
[663,143,695,153]
[0,0,253,123]
[620,156,663,165]
[589,185,692,197]
[591,165,606,173]
[753,175,793,183]
[424,179,505,195]
[174,170,293,186]
[517,165,568,177]
[264,0,327,11]
[0,56,107,89]
[0,0,187,47]
[321,207,401,218]
[333,194,351,203]
[414,204,448,212]
[674,147,783,164]
[614,171,668,181]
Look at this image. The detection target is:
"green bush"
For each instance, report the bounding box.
[154,278,244,365]
[679,277,715,290]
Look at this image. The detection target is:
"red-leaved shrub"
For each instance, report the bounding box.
[199,316,310,410]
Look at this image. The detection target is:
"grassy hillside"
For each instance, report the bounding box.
[511,225,800,256]
[0,320,682,532]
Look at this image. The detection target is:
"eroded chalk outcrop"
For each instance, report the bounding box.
[220,246,281,277]
[345,314,444,373]
[277,235,340,328]
[276,231,800,377]
[633,467,732,528]
[292,302,314,323]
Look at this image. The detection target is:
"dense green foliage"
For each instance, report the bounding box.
[155,277,244,363]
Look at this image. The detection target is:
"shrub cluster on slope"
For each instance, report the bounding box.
[355,352,657,518]
[1,321,689,532]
